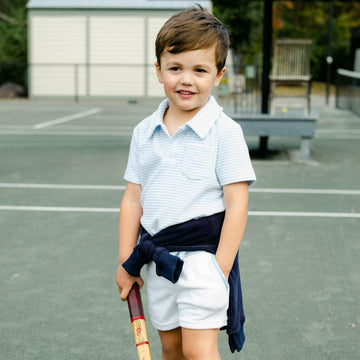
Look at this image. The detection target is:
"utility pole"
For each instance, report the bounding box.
[326,0,334,105]
[260,0,273,151]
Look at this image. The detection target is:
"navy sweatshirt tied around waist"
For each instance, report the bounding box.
[122,211,245,353]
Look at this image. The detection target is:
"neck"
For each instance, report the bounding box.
[163,104,202,136]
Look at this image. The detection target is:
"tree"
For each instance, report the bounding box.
[0,0,27,87]
[273,1,360,81]
[213,0,263,72]
[213,0,360,82]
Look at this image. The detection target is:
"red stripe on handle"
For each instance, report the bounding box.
[131,315,145,322]
[136,341,150,347]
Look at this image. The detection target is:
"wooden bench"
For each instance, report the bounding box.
[270,39,313,115]
[232,113,318,161]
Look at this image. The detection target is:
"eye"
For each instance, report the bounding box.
[169,66,180,72]
[195,68,206,73]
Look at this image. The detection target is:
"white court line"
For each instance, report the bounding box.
[0,205,359,218]
[248,211,360,218]
[0,129,132,136]
[0,205,117,213]
[250,188,360,195]
[1,183,360,195]
[0,125,134,131]
[33,108,100,129]
[0,183,126,190]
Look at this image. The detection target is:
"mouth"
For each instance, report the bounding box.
[177,90,196,97]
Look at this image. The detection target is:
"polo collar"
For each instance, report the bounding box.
[186,96,223,139]
[147,96,223,139]
[147,98,169,138]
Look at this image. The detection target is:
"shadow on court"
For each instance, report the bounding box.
[0,95,359,359]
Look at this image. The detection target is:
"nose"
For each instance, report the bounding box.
[180,72,193,86]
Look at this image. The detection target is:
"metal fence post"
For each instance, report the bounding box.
[74,64,79,102]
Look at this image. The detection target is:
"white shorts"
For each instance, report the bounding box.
[145,251,229,331]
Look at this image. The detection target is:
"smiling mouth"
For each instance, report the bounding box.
[177,90,195,96]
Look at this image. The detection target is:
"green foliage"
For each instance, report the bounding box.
[273,1,360,81]
[213,0,263,67]
[213,0,360,82]
[0,0,27,87]
[1,0,360,88]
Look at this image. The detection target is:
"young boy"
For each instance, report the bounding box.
[116,6,256,360]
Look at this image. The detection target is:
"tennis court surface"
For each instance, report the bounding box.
[0,95,359,359]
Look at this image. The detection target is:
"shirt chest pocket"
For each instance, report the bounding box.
[182,143,214,180]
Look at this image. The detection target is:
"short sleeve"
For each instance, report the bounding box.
[216,122,256,186]
[124,129,140,184]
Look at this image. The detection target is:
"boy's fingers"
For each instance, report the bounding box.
[136,277,144,288]
[116,270,144,301]
[120,287,130,301]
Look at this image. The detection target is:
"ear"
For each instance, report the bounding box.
[155,62,164,84]
[214,67,226,87]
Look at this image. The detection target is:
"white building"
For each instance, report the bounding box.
[26,0,211,99]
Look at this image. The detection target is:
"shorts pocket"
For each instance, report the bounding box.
[211,254,229,291]
[181,143,213,180]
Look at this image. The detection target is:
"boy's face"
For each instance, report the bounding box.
[155,46,225,119]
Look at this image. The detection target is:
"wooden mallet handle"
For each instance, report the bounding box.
[127,283,152,360]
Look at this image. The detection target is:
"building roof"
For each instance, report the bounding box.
[27,0,212,10]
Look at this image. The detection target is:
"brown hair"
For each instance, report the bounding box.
[155,6,229,74]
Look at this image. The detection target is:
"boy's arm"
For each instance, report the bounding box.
[215,181,249,279]
[116,181,143,301]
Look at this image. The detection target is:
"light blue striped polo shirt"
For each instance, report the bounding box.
[124,96,256,235]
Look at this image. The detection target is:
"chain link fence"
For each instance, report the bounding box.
[0,62,262,113]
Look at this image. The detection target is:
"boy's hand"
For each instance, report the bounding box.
[116,264,144,301]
